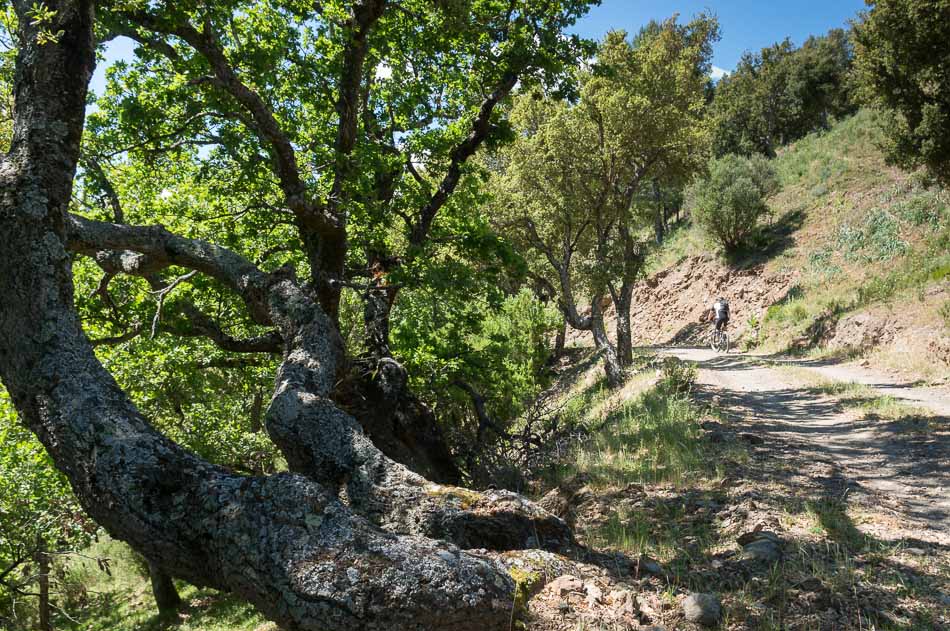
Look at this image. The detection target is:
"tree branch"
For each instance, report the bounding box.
[123,10,339,237]
[66,214,274,324]
[409,71,519,247]
[327,0,387,217]
[451,380,510,442]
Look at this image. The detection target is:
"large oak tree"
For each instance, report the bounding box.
[73,0,596,484]
[0,1,592,628]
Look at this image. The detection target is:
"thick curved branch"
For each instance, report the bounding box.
[66,214,274,324]
[409,71,518,247]
[64,216,570,552]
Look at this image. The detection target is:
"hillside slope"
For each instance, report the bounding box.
[627,110,950,381]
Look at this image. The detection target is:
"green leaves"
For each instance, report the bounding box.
[0,391,95,614]
[853,0,950,184]
[685,153,779,253]
[710,29,856,158]
[26,2,64,45]
[491,15,717,295]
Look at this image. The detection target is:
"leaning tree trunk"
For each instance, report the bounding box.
[35,538,51,631]
[614,285,634,368]
[551,316,567,362]
[0,4,570,630]
[611,225,642,369]
[589,297,624,388]
[652,180,665,245]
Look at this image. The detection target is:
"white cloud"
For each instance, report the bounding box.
[710,65,729,81]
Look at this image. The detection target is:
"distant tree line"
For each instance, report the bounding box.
[709,28,857,158]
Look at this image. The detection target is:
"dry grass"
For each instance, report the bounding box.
[736,111,950,380]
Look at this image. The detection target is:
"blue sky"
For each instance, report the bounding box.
[571,0,867,77]
[91,0,866,95]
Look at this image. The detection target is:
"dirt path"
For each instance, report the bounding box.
[663,347,950,544]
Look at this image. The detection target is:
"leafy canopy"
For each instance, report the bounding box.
[853,0,950,184]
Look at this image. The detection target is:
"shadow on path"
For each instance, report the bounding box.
[663,347,950,539]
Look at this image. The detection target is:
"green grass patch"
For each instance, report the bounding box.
[56,538,270,631]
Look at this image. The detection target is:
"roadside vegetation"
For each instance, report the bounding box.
[2,0,950,629]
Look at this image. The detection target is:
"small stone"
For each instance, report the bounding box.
[638,554,663,576]
[795,577,823,592]
[742,539,782,564]
[682,592,722,627]
[737,530,782,546]
[345,567,360,584]
[557,600,571,613]
[549,575,584,596]
[739,432,764,445]
[585,583,604,607]
[904,547,926,556]
[608,589,638,615]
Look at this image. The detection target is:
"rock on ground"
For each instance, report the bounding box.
[682,592,722,627]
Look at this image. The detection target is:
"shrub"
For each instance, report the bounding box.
[685,154,779,252]
[837,208,908,262]
[657,357,697,395]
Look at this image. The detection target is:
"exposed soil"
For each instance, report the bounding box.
[821,283,950,374]
[628,255,798,346]
[564,255,799,349]
[514,347,950,630]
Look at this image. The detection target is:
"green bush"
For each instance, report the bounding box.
[657,357,697,395]
[854,0,950,184]
[685,154,780,252]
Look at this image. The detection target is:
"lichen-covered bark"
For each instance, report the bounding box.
[263,280,572,550]
[0,3,557,629]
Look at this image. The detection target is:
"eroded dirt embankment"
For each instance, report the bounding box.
[569,254,950,379]
[566,255,799,347]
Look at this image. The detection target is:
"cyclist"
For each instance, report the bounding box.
[707,296,730,332]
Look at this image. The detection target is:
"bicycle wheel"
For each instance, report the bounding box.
[710,330,722,352]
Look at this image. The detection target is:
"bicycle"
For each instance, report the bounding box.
[710,325,730,353]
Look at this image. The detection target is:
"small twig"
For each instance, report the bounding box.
[150,270,198,338]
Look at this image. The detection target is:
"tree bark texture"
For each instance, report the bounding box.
[0,4,570,630]
[351,281,462,484]
[148,561,182,618]
[614,284,634,367]
[589,298,624,388]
